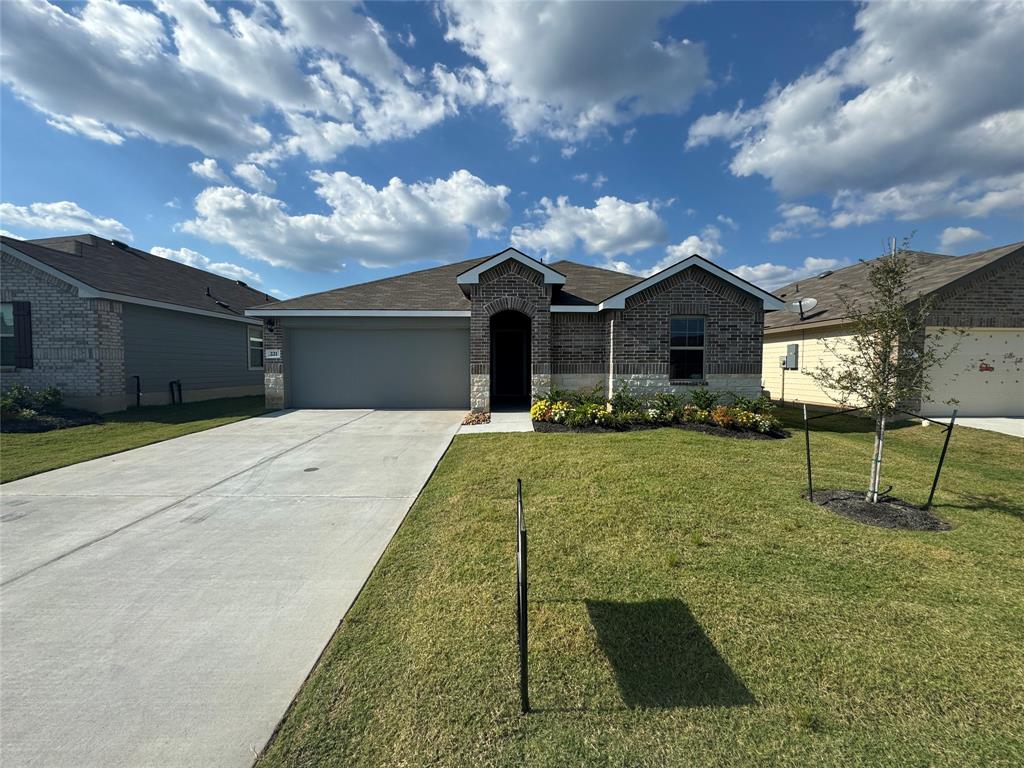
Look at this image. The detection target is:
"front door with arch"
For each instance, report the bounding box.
[490,310,531,408]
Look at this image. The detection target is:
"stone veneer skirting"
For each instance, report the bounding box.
[611,373,762,398]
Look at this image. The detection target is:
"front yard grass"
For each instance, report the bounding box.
[260,410,1024,767]
[0,396,266,483]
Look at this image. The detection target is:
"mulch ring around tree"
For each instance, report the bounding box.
[807,488,952,532]
[533,421,789,440]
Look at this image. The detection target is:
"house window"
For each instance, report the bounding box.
[669,316,705,380]
[248,329,264,370]
[1,303,14,368]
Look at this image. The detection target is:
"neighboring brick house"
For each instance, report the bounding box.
[246,248,783,411]
[761,241,1024,417]
[1,234,274,412]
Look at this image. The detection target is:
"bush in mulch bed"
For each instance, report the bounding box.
[807,489,951,532]
[1,384,102,433]
[530,387,788,440]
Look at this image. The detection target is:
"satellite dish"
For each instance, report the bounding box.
[784,297,818,319]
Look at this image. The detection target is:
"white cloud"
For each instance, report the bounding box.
[687,1,1024,223]
[150,245,262,284]
[716,213,738,230]
[440,0,708,141]
[164,198,181,209]
[627,225,726,277]
[190,157,230,184]
[938,226,988,254]
[768,204,827,242]
[731,257,844,291]
[623,127,637,144]
[573,173,590,183]
[511,196,667,259]
[592,174,608,190]
[232,163,276,194]
[0,200,132,241]
[560,146,577,159]
[0,0,451,162]
[182,169,511,272]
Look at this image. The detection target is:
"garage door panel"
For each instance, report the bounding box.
[923,329,1023,417]
[287,325,469,409]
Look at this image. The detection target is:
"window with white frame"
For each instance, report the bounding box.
[669,316,705,381]
[0,303,14,368]
[248,328,264,370]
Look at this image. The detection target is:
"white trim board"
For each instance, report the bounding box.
[245,309,471,318]
[2,242,261,325]
[456,247,566,285]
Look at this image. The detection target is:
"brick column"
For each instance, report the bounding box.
[262,320,286,409]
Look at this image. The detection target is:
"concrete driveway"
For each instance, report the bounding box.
[0,409,462,768]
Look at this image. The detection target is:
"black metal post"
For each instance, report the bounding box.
[132,375,141,408]
[803,404,813,502]
[924,409,957,510]
[516,478,529,714]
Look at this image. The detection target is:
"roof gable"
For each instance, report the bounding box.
[456,247,566,285]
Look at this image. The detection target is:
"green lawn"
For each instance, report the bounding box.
[260,409,1024,767]
[0,396,266,483]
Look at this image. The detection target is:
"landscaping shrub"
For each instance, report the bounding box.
[531,388,783,436]
[2,384,63,420]
[689,387,720,410]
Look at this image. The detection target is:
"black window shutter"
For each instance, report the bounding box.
[13,302,33,369]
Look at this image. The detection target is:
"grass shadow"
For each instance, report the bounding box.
[776,406,918,434]
[942,492,1023,520]
[105,396,266,426]
[585,598,754,709]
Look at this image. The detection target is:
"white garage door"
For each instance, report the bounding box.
[285,319,470,409]
[923,328,1024,417]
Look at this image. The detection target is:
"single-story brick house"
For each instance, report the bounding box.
[761,240,1024,417]
[246,248,784,411]
[1,234,275,412]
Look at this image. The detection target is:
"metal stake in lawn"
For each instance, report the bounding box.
[515,479,529,714]
[924,408,958,510]
[803,404,813,502]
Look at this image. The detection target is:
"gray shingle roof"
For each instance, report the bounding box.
[765,241,1024,332]
[256,255,644,312]
[3,234,275,318]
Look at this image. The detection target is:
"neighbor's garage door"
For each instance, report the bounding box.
[286,319,469,409]
[922,328,1023,417]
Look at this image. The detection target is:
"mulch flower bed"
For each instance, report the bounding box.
[0,409,102,433]
[533,420,788,440]
[808,488,951,531]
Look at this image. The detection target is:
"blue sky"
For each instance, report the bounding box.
[1,1,1021,300]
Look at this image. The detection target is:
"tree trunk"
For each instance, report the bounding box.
[867,414,887,503]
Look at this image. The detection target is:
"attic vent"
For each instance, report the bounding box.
[109,239,130,250]
[235,280,248,288]
[818,270,834,278]
[215,300,231,310]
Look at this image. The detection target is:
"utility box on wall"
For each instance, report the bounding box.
[784,343,799,370]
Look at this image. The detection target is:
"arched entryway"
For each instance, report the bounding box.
[490,310,531,408]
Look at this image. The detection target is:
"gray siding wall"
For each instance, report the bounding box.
[122,303,263,401]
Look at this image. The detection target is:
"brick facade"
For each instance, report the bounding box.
[262,320,286,409]
[1,252,126,411]
[923,250,1024,328]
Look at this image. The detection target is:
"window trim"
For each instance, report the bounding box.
[669,315,706,382]
[247,328,265,371]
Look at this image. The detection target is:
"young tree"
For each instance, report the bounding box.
[808,237,961,503]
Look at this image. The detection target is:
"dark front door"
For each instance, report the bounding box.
[490,311,531,408]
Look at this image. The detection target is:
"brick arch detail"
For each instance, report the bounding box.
[483,296,536,318]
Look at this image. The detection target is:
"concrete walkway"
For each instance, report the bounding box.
[457,410,534,434]
[954,417,1023,438]
[0,409,462,768]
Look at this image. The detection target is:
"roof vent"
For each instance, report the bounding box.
[215,300,231,310]
[109,239,130,250]
[235,280,248,288]
[818,270,834,278]
[206,286,212,296]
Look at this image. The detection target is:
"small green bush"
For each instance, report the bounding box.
[610,386,644,413]
[1,384,65,421]
[689,388,719,410]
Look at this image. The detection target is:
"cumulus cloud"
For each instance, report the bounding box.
[768,204,827,242]
[439,0,708,141]
[621,224,726,277]
[687,1,1024,223]
[232,163,276,194]
[731,257,844,291]
[150,245,262,284]
[190,158,230,184]
[0,0,451,162]
[938,226,988,254]
[0,200,132,241]
[181,169,511,272]
[716,213,738,230]
[510,196,667,259]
